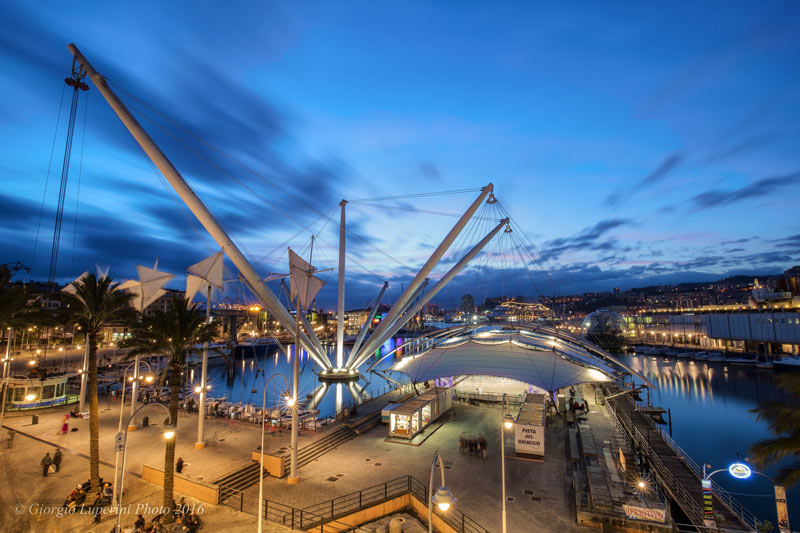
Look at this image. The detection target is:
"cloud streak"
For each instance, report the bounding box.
[690,171,800,210]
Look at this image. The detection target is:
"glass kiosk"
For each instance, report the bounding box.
[389,387,452,439]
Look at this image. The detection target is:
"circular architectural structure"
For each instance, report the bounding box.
[317,369,361,383]
[581,310,627,335]
[388,323,651,392]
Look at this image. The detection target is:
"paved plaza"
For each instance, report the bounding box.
[0,384,620,532]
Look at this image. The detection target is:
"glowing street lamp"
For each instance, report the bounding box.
[257,373,290,533]
[500,394,513,533]
[114,402,173,533]
[428,450,456,533]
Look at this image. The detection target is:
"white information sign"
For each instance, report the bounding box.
[514,424,545,455]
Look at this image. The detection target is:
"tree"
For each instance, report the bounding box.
[61,274,134,490]
[123,296,216,518]
[750,373,800,488]
[0,265,34,331]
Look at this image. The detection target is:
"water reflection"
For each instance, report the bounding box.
[624,354,797,525]
[194,338,410,418]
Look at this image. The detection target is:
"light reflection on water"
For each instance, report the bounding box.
[195,339,408,417]
[625,354,798,526]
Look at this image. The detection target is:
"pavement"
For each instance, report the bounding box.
[0,383,625,532]
[249,401,580,533]
[0,424,291,533]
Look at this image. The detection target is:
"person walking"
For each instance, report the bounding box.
[175,457,184,474]
[90,491,103,524]
[53,448,63,472]
[6,429,15,449]
[61,415,69,435]
[41,452,52,477]
[478,434,487,459]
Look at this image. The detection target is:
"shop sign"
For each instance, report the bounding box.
[622,504,666,523]
[514,424,544,455]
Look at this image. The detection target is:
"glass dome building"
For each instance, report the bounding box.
[581,310,627,334]
[581,310,627,353]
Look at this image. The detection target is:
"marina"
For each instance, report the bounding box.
[2,4,800,532]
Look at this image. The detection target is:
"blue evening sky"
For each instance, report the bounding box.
[1,1,799,307]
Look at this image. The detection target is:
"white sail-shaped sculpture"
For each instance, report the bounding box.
[134,264,175,312]
[288,248,325,310]
[185,252,224,302]
[61,271,89,295]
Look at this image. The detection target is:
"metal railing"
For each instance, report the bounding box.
[600,386,761,531]
[617,392,762,530]
[220,474,490,533]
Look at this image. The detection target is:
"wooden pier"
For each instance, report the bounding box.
[598,384,761,531]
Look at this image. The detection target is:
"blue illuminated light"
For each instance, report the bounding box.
[728,462,752,479]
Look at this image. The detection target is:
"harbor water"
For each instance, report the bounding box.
[625,354,799,528]
[193,337,411,419]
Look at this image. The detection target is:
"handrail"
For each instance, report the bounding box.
[617,392,762,530]
[221,474,489,533]
[601,386,761,530]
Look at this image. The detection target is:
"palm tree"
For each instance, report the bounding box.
[750,373,800,488]
[61,274,134,490]
[124,296,216,517]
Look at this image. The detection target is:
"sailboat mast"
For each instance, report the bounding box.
[66,43,332,371]
[336,200,346,369]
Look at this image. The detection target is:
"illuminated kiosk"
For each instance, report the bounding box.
[3,374,72,410]
[389,387,451,439]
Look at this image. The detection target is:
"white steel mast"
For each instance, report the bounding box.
[67,44,332,371]
[347,184,493,371]
[336,200,346,369]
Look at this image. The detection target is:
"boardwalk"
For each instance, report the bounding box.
[600,384,758,531]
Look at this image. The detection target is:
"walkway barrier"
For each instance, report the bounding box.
[219,474,488,533]
[598,385,762,531]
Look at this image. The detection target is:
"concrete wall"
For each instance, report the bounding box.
[141,464,220,505]
[251,450,285,478]
[302,493,460,533]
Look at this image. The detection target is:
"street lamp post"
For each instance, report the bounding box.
[112,361,153,507]
[257,372,290,533]
[114,402,175,533]
[428,450,456,533]
[0,328,14,443]
[500,393,514,533]
[196,284,212,450]
[78,343,89,412]
[705,460,791,532]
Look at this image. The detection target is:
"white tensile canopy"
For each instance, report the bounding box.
[393,327,648,392]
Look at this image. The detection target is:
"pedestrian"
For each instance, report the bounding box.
[176,457,184,474]
[478,434,487,459]
[41,452,52,477]
[458,433,465,454]
[134,514,145,530]
[6,428,15,448]
[53,448,63,472]
[61,414,69,435]
[468,435,476,456]
[91,492,103,523]
[583,399,590,413]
